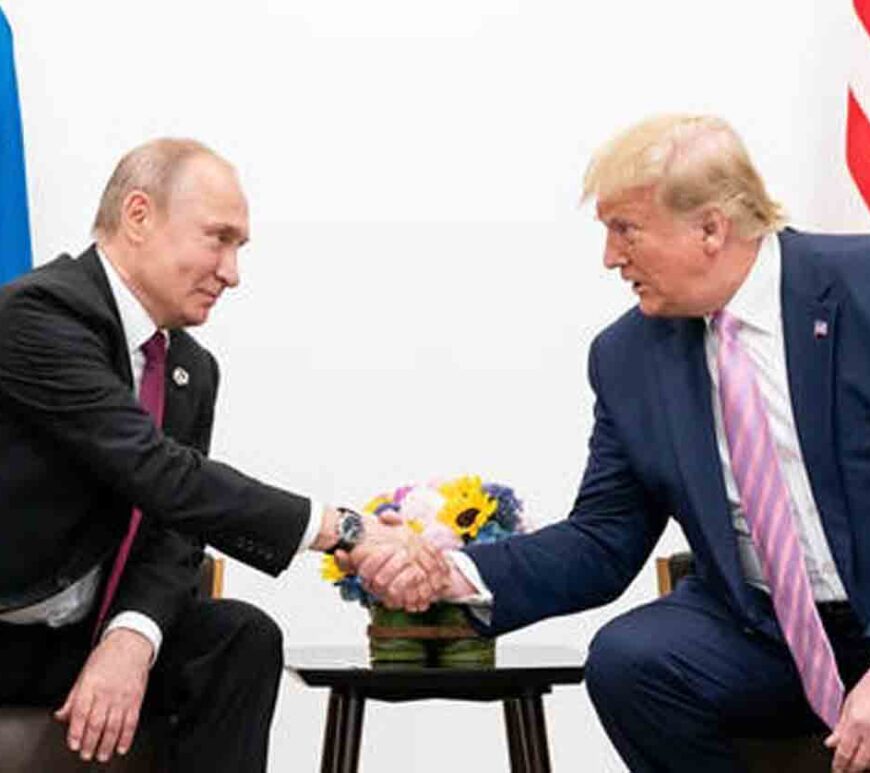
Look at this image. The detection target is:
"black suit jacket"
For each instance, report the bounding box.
[0,246,311,626]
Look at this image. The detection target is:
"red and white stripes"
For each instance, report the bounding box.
[848,0,870,211]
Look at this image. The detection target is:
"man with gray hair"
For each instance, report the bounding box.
[359,114,870,771]
[0,138,445,771]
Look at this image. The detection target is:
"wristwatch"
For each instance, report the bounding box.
[327,507,365,554]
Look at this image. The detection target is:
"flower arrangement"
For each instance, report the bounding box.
[322,475,526,606]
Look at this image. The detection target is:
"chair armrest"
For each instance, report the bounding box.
[655,552,694,595]
[197,554,225,600]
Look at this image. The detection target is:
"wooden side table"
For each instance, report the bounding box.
[286,645,585,773]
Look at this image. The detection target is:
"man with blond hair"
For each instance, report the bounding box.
[0,138,444,771]
[357,114,870,771]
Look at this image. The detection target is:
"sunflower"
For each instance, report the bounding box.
[436,475,497,538]
[321,555,347,583]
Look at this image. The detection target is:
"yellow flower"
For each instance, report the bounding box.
[321,555,347,583]
[436,475,497,538]
[362,494,393,514]
[407,518,425,535]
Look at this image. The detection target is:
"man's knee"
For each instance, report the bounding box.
[222,600,283,666]
[586,610,672,710]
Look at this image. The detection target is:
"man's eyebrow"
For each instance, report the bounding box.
[206,223,249,245]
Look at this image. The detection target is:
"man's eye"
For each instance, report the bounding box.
[612,223,637,241]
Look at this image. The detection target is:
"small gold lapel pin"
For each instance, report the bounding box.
[172,366,190,387]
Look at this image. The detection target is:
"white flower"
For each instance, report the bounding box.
[399,485,445,526]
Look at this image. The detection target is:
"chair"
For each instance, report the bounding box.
[656,552,831,773]
[0,554,225,772]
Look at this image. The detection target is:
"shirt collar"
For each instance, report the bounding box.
[95,247,168,356]
[705,232,781,335]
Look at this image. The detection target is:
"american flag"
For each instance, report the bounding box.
[848,0,870,211]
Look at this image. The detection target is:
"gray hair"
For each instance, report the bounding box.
[92,138,227,237]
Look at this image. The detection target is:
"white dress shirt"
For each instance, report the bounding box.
[453,231,848,608]
[0,249,325,659]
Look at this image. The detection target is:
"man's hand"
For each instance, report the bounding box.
[826,670,870,772]
[54,628,153,763]
[338,513,450,612]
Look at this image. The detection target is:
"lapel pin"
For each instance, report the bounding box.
[172,366,190,387]
[813,320,828,339]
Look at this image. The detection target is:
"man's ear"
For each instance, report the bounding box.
[698,206,729,255]
[119,190,155,245]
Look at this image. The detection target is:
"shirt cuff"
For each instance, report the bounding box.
[103,612,163,666]
[297,499,325,554]
[446,550,493,626]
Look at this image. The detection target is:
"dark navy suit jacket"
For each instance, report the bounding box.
[466,229,870,640]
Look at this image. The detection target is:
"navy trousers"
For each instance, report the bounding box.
[585,576,870,772]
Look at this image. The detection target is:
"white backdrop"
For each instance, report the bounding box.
[5,1,870,770]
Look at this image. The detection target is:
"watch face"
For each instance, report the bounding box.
[338,509,364,547]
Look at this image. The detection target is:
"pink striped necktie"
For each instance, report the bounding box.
[714,310,843,729]
[92,331,167,642]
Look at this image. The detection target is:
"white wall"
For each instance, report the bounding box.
[5,1,870,770]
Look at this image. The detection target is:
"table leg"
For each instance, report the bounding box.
[503,698,530,772]
[320,688,366,773]
[320,690,341,772]
[505,690,551,773]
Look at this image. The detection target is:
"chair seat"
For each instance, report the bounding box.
[0,706,168,772]
[735,734,830,773]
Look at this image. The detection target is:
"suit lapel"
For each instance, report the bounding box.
[653,317,750,607]
[163,332,196,438]
[780,233,854,591]
[81,246,197,437]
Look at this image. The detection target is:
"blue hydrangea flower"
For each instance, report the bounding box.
[338,575,375,606]
[474,520,513,544]
[483,483,523,533]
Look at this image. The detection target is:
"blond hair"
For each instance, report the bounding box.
[92,138,227,237]
[582,115,785,238]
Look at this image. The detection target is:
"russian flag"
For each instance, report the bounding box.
[0,7,31,284]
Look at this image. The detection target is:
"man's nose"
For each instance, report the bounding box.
[603,238,627,270]
[217,250,240,288]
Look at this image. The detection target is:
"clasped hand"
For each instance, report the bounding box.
[336,513,450,612]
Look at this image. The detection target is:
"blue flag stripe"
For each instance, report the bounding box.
[0,7,32,285]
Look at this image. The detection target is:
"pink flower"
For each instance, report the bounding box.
[393,485,413,504]
[422,521,463,551]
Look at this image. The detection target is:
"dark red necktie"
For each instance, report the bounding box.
[93,331,167,641]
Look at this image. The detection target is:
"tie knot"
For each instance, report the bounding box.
[712,310,740,339]
[141,331,166,366]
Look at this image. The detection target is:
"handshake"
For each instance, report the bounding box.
[317,507,476,613]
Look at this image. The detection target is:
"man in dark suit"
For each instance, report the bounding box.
[356,115,870,772]
[0,138,445,771]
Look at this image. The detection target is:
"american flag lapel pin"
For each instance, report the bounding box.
[813,320,828,339]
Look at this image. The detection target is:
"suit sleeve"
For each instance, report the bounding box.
[464,337,669,636]
[0,285,310,576]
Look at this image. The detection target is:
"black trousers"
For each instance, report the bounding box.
[0,597,284,773]
[585,576,870,772]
